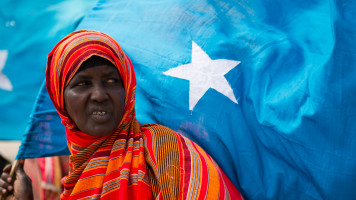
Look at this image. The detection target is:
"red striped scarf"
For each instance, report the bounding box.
[46,30,243,200]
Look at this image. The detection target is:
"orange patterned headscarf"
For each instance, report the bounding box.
[46,30,137,148]
[46,30,243,200]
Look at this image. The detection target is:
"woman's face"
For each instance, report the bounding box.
[64,64,125,137]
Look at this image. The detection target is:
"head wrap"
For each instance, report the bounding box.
[46,30,136,147]
[46,30,243,200]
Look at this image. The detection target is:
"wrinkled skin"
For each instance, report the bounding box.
[0,160,33,200]
[64,64,125,137]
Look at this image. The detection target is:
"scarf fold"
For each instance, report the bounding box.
[46,30,243,200]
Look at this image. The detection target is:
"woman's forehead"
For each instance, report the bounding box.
[74,65,120,78]
[78,55,116,73]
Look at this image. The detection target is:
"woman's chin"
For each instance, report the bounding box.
[83,126,116,137]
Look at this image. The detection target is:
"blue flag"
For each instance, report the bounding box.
[17,0,356,199]
[0,0,97,140]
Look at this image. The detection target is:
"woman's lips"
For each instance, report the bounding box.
[90,111,111,123]
[93,111,106,115]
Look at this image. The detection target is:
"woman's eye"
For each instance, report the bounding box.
[76,81,90,86]
[106,79,117,84]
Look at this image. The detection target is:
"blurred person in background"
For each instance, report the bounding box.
[24,156,69,200]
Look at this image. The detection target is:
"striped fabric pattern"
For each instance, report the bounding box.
[142,124,243,200]
[46,30,243,199]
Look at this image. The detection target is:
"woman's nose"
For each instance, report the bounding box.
[90,84,108,102]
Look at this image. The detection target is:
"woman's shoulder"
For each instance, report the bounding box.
[141,123,172,132]
[141,124,201,151]
[140,123,170,130]
[140,124,244,200]
[140,123,203,161]
[140,124,181,142]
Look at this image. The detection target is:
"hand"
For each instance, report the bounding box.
[0,160,33,200]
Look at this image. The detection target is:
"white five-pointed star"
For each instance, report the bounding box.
[164,41,240,110]
[0,50,13,91]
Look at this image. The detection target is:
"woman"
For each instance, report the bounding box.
[1,30,243,199]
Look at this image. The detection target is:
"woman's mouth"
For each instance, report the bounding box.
[93,111,107,115]
[90,111,111,122]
